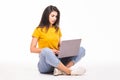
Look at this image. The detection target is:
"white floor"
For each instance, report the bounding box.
[0,61,120,80]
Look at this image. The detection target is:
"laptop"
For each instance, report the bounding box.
[58,39,81,58]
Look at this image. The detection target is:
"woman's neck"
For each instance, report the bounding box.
[49,24,53,27]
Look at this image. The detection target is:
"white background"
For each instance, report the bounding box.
[0,0,120,73]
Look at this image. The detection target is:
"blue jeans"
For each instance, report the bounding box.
[38,47,85,73]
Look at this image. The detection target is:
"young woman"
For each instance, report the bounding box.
[30,5,86,76]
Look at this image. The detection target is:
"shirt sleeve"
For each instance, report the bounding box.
[32,28,40,39]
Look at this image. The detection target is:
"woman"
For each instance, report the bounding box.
[30,5,86,76]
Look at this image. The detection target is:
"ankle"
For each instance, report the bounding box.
[66,61,74,68]
[65,69,71,75]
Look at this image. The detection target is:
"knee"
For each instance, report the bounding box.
[42,47,51,52]
[80,47,86,57]
[40,48,52,56]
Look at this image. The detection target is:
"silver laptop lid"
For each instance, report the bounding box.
[58,39,81,58]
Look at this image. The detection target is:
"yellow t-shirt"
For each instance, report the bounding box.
[32,26,62,50]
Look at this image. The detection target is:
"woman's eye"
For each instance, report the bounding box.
[51,15,54,17]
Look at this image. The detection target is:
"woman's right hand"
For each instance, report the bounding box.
[52,49,60,55]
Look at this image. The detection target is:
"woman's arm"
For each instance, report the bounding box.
[30,37,61,54]
[30,37,41,53]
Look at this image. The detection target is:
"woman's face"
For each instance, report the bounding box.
[49,11,58,25]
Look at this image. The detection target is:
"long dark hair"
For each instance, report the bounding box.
[38,5,60,32]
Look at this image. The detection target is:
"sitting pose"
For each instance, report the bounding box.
[30,5,86,76]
